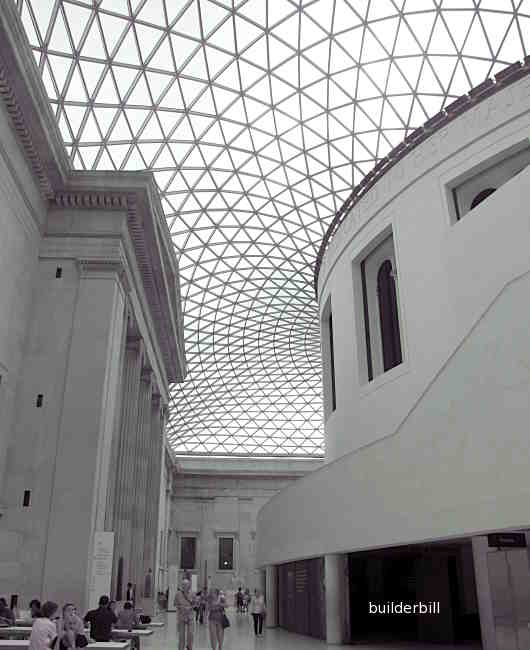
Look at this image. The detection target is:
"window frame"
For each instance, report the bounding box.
[353,227,407,388]
[447,140,530,223]
[217,534,236,572]
[179,535,197,571]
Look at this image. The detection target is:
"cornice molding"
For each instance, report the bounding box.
[0,64,54,199]
[53,190,130,210]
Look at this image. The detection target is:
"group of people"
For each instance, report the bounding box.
[174,579,226,650]
[173,579,266,650]
[0,594,146,650]
[235,587,250,613]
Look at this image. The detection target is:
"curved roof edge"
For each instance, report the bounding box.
[314,57,530,299]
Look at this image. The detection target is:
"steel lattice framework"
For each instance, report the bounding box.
[16,0,530,456]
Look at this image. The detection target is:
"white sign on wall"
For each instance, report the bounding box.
[88,532,114,610]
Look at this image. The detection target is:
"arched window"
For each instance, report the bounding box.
[470,187,496,210]
[377,260,402,372]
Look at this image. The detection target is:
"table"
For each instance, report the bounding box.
[0,629,30,640]
[146,622,164,628]
[111,628,153,650]
[0,642,130,650]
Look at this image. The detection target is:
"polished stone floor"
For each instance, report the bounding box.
[145,611,481,650]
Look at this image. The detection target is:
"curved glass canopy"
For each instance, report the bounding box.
[17,0,530,456]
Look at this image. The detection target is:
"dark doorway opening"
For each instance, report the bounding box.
[348,540,481,644]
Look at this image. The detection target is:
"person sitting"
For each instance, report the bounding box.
[115,602,140,631]
[29,601,60,650]
[0,597,15,625]
[30,600,42,619]
[83,595,117,642]
[61,604,86,649]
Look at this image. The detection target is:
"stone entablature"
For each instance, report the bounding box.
[0,2,185,384]
[315,57,530,299]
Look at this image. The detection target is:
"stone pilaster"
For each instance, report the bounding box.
[111,336,143,600]
[129,367,153,590]
[41,260,127,609]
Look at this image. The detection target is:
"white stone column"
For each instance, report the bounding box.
[129,367,152,590]
[112,335,143,600]
[41,260,127,610]
[325,554,345,645]
[265,565,278,628]
[141,393,164,614]
[472,536,497,650]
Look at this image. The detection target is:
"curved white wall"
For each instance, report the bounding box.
[257,72,530,568]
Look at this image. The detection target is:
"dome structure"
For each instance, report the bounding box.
[16,0,530,456]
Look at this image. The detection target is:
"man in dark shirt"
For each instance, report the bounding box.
[84,596,117,641]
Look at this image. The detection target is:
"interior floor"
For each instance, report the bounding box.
[151,611,482,649]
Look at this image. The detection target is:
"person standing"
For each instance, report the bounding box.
[207,589,226,650]
[174,578,194,650]
[251,590,266,637]
[83,596,117,642]
[28,602,60,650]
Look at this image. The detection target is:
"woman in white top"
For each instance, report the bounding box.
[251,590,266,636]
[29,601,60,650]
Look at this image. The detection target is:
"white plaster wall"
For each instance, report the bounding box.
[318,76,530,463]
[257,75,530,567]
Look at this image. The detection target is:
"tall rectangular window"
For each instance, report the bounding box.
[358,233,404,383]
[180,537,196,570]
[328,314,336,411]
[218,537,234,570]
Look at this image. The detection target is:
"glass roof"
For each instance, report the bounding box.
[17,0,530,457]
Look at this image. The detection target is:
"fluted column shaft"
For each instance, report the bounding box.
[111,337,143,600]
[142,395,164,607]
[129,368,152,589]
[104,305,128,531]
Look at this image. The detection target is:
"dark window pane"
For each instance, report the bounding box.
[181,537,196,569]
[470,187,496,210]
[377,260,402,372]
[219,537,234,570]
[329,314,336,411]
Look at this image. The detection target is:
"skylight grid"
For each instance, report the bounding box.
[17,0,530,456]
